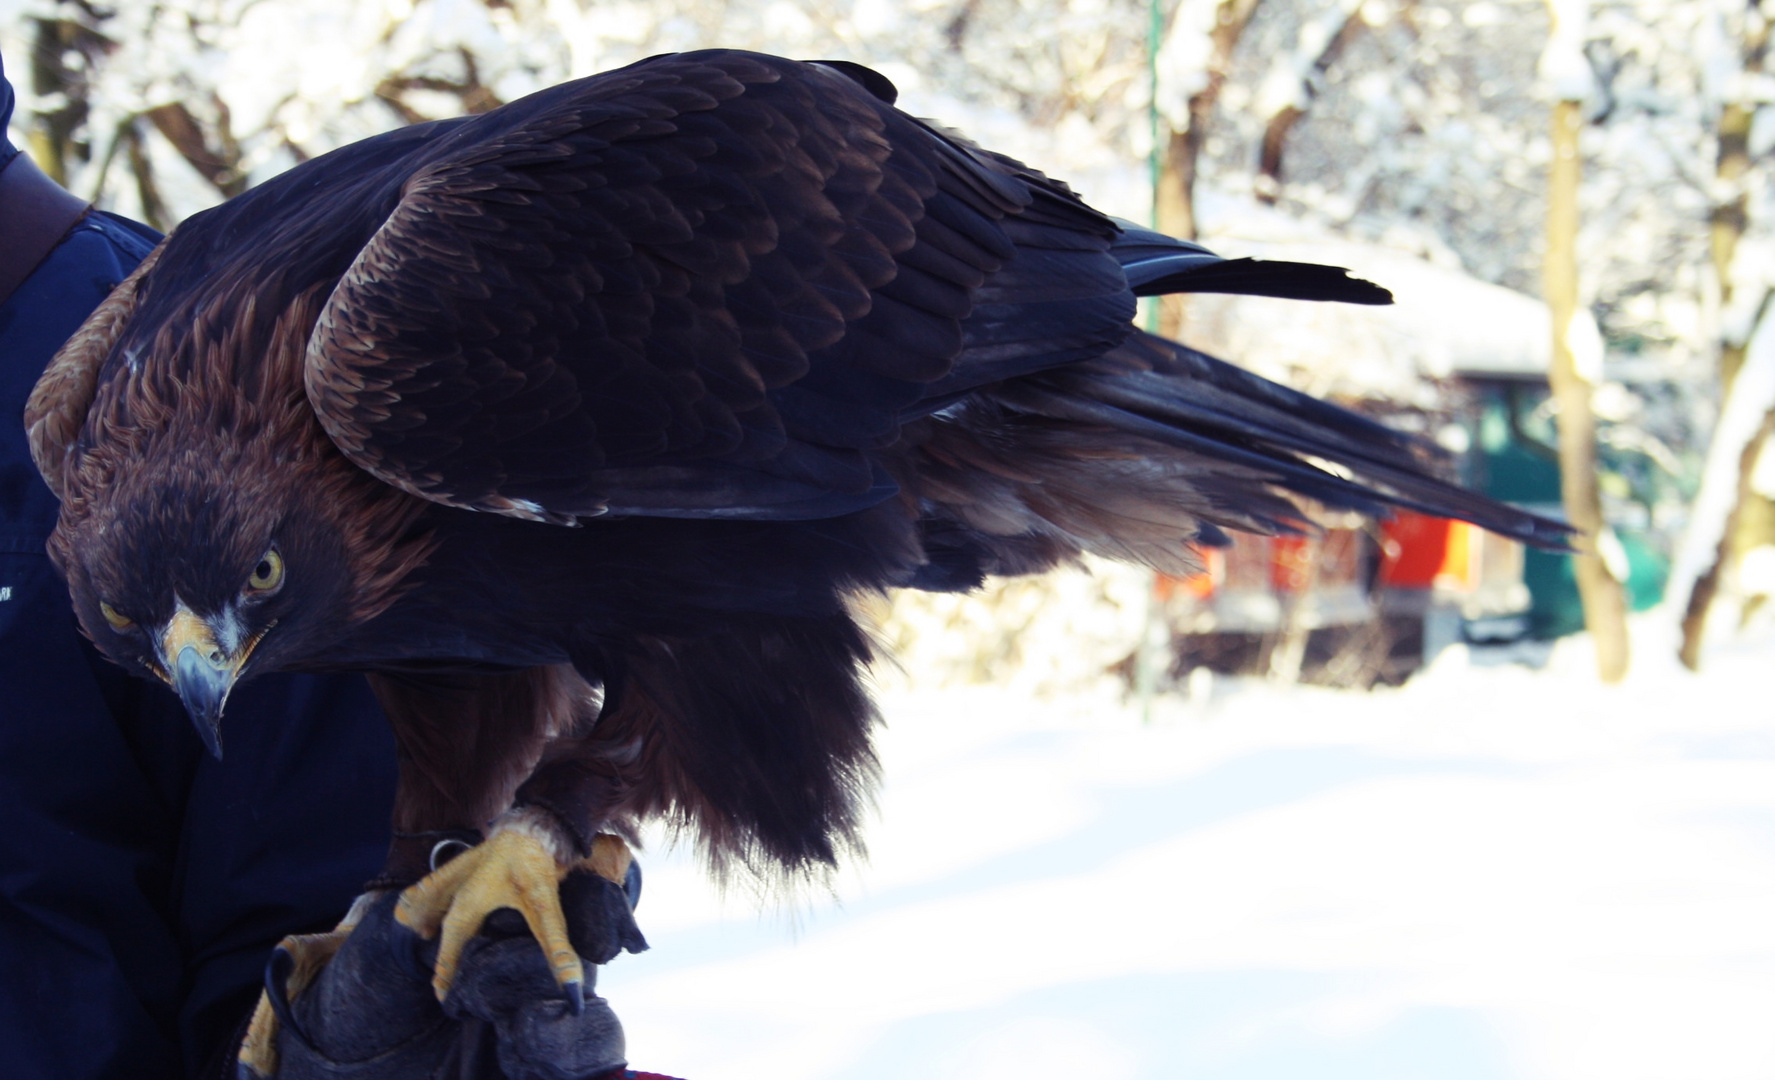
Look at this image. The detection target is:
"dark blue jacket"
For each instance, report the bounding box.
[0,202,400,1075]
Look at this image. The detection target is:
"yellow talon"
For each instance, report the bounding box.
[240,991,282,1079]
[395,824,584,1005]
[236,896,373,1078]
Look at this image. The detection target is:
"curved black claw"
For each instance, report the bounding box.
[264,945,301,1038]
[564,977,586,1016]
[623,860,642,910]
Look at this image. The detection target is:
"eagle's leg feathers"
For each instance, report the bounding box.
[394,807,622,1012]
[236,891,378,1078]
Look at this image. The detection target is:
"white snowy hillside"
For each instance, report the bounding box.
[605,616,1775,1080]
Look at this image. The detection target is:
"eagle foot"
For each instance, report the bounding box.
[395,810,634,1012]
[236,893,377,1078]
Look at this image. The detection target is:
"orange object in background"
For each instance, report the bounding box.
[1438,519,1477,590]
[1157,546,1219,601]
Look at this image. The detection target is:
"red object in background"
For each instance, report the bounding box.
[1270,534,1314,592]
[1378,510,1452,588]
[1157,513,1495,610]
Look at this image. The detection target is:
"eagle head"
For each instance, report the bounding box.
[40,288,432,758]
[49,428,426,756]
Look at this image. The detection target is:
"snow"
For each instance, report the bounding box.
[1154,0,1223,128]
[1251,0,1362,119]
[1538,0,1594,103]
[602,615,1775,1080]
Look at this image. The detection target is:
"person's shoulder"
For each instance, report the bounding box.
[57,210,162,271]
[92,209,162,252]
[0,210,162,339]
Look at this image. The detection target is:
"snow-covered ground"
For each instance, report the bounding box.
[602,614,1775,1080]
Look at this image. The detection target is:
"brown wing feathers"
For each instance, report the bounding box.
[304,52,1146,526]
[26,242,164,499]
[308,54,961,522]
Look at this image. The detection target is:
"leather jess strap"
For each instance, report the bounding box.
[0,151,91,309]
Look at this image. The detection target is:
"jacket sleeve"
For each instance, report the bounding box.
[0,550,195,1079]
[0,215,399,1080]
[173,671,397,1078]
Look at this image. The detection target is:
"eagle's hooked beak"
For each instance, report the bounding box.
[160,604,242,759]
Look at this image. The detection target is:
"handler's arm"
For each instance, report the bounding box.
[0,143,195,1077]
[0,137,400,1078]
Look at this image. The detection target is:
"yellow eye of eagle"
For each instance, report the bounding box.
[247,549,285,594]
[99,601,134,632]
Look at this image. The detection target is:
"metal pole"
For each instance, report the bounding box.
[1136,0,1168,722]
[1145,0,1164,335]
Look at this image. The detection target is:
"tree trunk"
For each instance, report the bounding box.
[1254,106,1301,205]
[1254,4,1364,206]
[1712,102,1753,386]
[147,99,249,198]
[1546,97,1630,682]
[1677,86,1775,668]
[1153,0,1262,339]
[1156,127,1201,245]
[1680,408,1775,668]
[124,122,169,233]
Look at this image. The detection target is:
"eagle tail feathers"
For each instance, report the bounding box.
[912,331,1567,590]
[1109,220,1393,304]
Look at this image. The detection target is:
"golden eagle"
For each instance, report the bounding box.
[25,49,1558,1067]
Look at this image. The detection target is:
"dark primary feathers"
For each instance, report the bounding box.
[28,51,1561,884]
[1111,221,1395,305]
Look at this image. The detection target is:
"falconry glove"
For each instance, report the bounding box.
[442,867,648,1080]
[260,865,646,1080]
